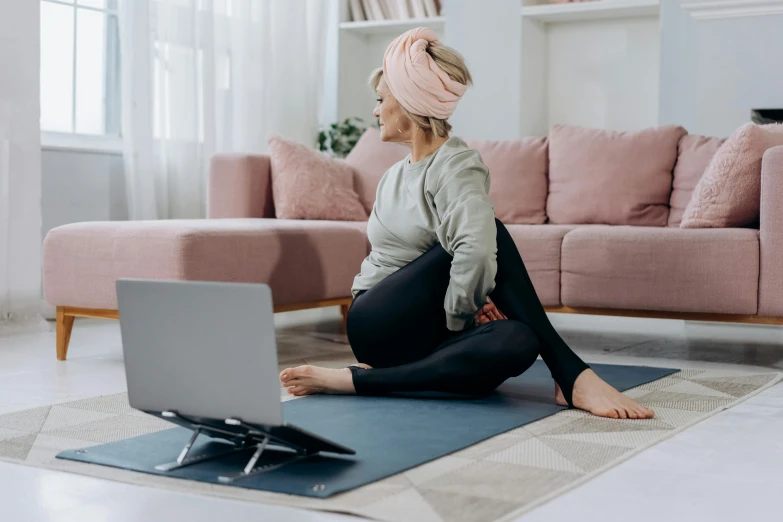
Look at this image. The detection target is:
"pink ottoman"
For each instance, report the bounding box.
[43,218,368,360]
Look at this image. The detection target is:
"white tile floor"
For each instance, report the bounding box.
[1,308,782,522]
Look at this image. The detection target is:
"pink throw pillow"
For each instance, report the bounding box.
[668,135,726,227]
[680,123,783,228]
[344,127,409,213]
[465,138,548,224]
[547,124,687,226]
[268,137,368,221]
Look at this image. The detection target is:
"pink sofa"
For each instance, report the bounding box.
[43,135,783,361]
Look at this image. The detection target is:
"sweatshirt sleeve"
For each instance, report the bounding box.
[431,150,497,331]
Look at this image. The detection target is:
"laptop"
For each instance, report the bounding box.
[116,279,353,456]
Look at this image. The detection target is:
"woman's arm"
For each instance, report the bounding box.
[432,150,497,331]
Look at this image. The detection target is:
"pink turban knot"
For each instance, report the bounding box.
[382,27,468,120]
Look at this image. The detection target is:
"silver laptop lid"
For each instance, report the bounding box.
[117,279,282,426]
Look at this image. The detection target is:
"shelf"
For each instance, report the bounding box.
[521,0,660,23]
[339,16,445,36]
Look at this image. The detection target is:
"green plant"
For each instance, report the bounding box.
[318,117,371,158]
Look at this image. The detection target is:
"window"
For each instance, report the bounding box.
[40,0,121,141]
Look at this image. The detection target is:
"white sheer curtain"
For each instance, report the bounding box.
[119,0,328,220]
[0,0,44,331]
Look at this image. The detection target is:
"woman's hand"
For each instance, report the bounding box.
[474,296,507,326]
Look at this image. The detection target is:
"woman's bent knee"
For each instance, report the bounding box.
[490,321,540,372]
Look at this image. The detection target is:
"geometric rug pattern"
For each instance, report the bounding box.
[1,368,780,522]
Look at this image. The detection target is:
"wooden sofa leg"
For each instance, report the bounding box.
[56,307,75,361]
[340,303,350,331]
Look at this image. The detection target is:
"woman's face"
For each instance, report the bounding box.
[374,76,414,143]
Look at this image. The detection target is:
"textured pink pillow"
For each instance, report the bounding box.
[465,138,548,224]
[668,135,726,227]
[268,137,368,221]
[344,127,409,213]
[547,124,687,226]
[681,123,783,228]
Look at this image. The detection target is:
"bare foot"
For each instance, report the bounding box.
[349,363,373,370]
[279,365,356,396]
[555,369,654,419]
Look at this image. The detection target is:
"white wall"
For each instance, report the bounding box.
[547,16,660,132]
[658,0,696,132]
[444,0,523,140]
[520,17,548,136]
[660,0,783,137]
[0,0,42,326]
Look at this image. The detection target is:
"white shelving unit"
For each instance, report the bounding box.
[325,0,664,139]
[325,1,446,126]
[517,0,663,135]
[339,16,445,36]
[521,0,660,23]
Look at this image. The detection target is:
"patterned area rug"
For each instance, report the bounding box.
[0,367,780,522]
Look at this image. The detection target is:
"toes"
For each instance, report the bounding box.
[287,386,310,396]
[281,365,316,385]
[627,400,653,419]
[595,408,620,419]
[280,368,294,383]
[627,409,639,419]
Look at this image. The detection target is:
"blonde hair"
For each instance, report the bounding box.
[370,44,472,138]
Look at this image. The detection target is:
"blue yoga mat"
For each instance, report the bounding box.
[58,361,676,498]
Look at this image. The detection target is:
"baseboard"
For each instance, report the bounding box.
[683,320,783,343]
[0,314,49,335]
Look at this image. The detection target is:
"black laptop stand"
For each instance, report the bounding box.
[151,410,354,484]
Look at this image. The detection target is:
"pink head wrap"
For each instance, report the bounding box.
[382,27,468,120]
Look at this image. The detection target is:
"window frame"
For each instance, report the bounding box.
[40,0,122,154]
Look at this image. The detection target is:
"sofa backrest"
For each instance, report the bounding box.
[465,137,548,225]
[344,127,409,214]
[209,154,275,219]
[668,135,726,227]
[347,128,551,224]
[343,125,737,228]
[546,124,687,227]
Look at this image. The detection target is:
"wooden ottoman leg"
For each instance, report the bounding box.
[56,307,75,361]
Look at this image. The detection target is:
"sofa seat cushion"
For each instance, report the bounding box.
[505,224,580,306]
[561,226,759,314]
[43,219,368,310]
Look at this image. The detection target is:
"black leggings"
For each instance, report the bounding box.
[346,219,589,404]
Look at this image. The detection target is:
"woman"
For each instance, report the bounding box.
[281,28,653,420]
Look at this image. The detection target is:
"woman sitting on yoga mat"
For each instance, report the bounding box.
[280,28,653,420]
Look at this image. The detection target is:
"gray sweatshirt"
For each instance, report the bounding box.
[351,136,497,331]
